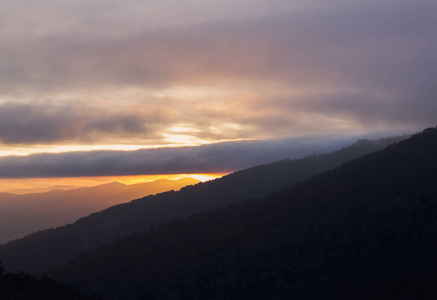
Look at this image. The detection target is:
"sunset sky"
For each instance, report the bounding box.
[0,0,435,191]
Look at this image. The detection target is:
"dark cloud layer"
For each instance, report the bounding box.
[0,0,435,153]
[2,1,435,90]
[0,103,174,144]
[0,135,365,178]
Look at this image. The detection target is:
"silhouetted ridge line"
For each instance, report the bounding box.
[0,260,100,300]
[0,177,200,244]
[48,127,437,299]
[0,135,406,273]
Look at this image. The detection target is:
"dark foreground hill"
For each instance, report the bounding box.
[49,127,437,299]
[0,261,100,300]
[0,136,404,273]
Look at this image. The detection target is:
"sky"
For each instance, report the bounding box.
[0,0,435,190]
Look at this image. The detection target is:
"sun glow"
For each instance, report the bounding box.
[0,173,227,195]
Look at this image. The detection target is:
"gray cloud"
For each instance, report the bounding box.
[2,1,434,89]
[0,0,435,147]
[0,134,373,178]
[0,103,175,144]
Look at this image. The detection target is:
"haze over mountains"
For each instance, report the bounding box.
[0,0,435,298]
[0,178,199,244]
[7,185,79,195]
[0,135,406,273]
[48,127,437,300]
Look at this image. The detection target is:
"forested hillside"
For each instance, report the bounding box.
[49,128,437,299]
[0,261,99,300]
[0,136,404,273]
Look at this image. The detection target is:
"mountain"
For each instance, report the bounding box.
[0,135,405,273]
[48,127,437,300]
[0,178,199,244]
[8,185,78,195]
[0,261,100,300]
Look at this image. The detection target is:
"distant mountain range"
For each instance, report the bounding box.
[0,135,406,273]
[7,185,79,195]
[0,178,199,244]
[48,127,437,300]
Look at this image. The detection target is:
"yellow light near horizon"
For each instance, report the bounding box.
[104,173,226,185]
[0,173,227,195]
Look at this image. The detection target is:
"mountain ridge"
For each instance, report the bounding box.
[0,135,406,273]
[49,127,437,299]
[0,177,200,244]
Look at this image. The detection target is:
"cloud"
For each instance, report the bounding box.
[0,0,435,147]
[0,103,175,145]
[0,134,366,178]
[2,1,435,90]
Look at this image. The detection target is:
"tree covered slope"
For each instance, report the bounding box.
[49,127,437,299]
[0,136,404,274]
[0,261,100,300]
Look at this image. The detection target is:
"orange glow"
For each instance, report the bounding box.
[0,173,227,195]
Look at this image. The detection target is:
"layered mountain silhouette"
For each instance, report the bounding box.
[0,135,405,273]
[0,178,199,244]
[48,127,437,299]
